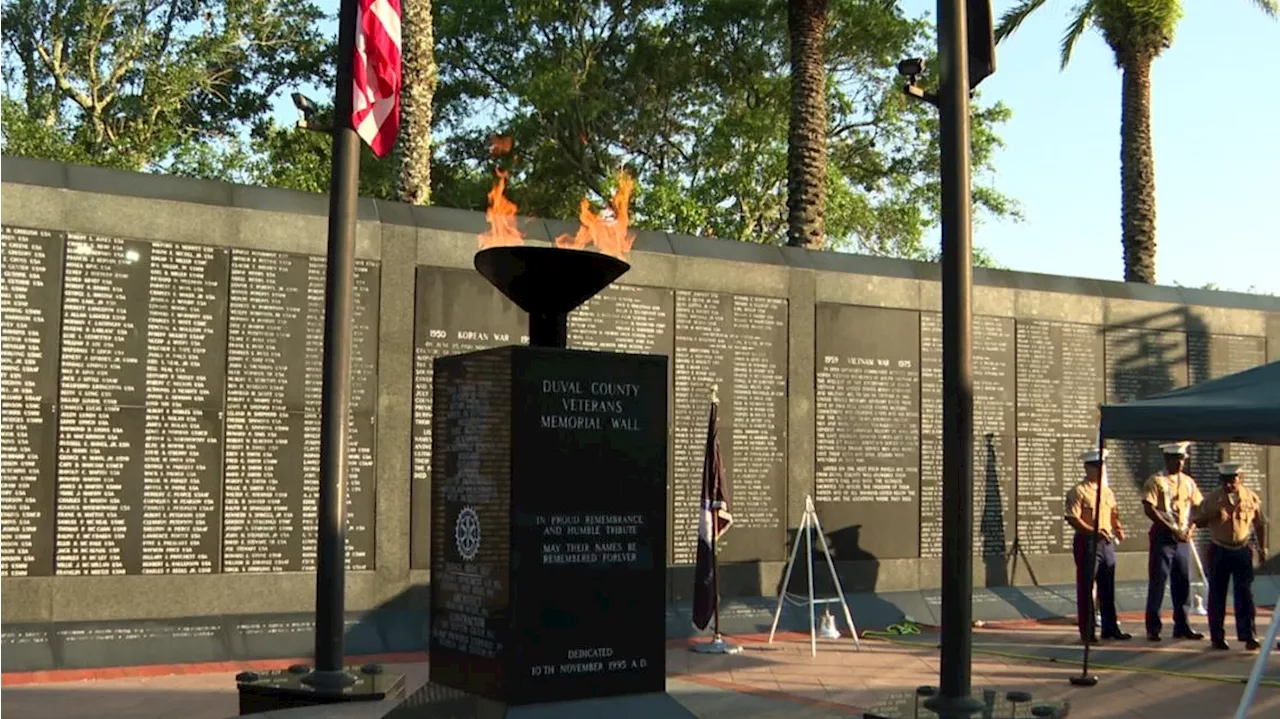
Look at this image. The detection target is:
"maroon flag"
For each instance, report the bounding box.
[693,399,733,631]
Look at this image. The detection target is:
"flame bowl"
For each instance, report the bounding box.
[474,245,630,317]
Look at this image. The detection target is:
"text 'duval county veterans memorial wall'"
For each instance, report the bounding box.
[2,156,1278,672]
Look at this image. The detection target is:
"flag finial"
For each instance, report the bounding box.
[710,384,719,404]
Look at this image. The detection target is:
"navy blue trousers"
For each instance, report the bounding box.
[1206,544,1255,643]
[1073,533,1119,640]
[1145,527,1193,636]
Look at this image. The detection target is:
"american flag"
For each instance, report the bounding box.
[352,0,403,157]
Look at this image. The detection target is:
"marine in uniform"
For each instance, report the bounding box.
[1064,449,1130,642]
[1193,463,1269,651]
[1142,441,1204,641]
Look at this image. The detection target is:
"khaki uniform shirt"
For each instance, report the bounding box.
[1142,471,1203,531]
[1197,486,1266,548]
[1065,480,1117,536]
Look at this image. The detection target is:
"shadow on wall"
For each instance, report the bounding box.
[1101,306,1245,553]
[336,583,433,660]
[1108,317,1183,508]
[981,432,1009,588]
[791,524,907,629]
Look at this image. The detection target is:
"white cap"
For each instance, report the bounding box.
[1217,463,1242,477]
[1159,441,1190,456]
[1081,448,1109,464]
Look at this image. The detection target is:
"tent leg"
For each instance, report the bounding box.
[1234,601,1280,719]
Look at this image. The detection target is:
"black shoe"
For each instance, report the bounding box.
[1173,629,1204,640]
[1245,639,1261,651]
[1211,641,1230,650]
[1146,633,1162,642]
[1081,634,1099,644]
[1102,631,1132,641]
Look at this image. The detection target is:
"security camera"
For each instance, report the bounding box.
[896,57,937,109]
[292,92,318,117]
[897,58,926,80]
[290,92,330,133]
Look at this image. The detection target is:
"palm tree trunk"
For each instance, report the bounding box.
[394,0,438,206]
[786,0,828,249]
[1119,51,1157,283]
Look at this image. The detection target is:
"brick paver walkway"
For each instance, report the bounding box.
[3,613,1277,718]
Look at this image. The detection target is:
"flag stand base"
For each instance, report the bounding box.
[1189,537,1210,616]
[767,496,862,657]
[689,634,743,655]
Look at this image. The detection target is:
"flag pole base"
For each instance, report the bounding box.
[690,635,743,655]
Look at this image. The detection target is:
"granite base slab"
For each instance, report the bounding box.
[862,686,1068,719]
[236,665,406,716]
[380,682,695,718]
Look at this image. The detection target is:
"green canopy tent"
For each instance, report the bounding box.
[1097,359,1279,717]
[1099,360,1280,445]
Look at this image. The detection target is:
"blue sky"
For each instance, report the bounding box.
[905,0,1280,293]
[289,1,1277,293]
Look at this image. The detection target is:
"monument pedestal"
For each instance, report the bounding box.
[426,345,691,716]
[235,665,405,715]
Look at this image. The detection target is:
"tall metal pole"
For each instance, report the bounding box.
[307,0,361,687]
[924,0,980,716]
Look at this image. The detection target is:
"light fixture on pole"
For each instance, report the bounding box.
[292,92,332,134]
[897,58,938,108]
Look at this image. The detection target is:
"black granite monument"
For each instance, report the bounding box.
[390,245,694,717]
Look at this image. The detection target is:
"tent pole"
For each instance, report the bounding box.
[1234,599,1280,719]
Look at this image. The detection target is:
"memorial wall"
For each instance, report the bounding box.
[0,226,381,579]
[2,157,1279,670]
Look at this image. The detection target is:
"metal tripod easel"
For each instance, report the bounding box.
[767,496,861,656]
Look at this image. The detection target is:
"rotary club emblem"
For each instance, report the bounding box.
[454,506,481,561]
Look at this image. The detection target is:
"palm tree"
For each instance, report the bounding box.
[995,0,1277,284]
[395,0,439,205]
[786,0,829,249]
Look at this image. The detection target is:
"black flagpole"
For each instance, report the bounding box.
[1072,420,1105,687]
[711,508,722,641]
[711,386,722,640]
[307,0,361,688]
[923,0,980,715]
[692,385,741,655]
[236,0,408,708]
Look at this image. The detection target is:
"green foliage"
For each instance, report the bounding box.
[1172,280,1275,296]
[2,0,1018,267]
[1,0,330,171]
[249,112,397,200]
[0,97,100,165]
[997,0,1276,69]
[1093,0,1183,61]
[165,107,398,200]
[433,0,1018,262]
